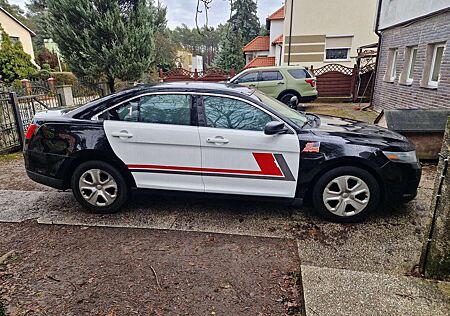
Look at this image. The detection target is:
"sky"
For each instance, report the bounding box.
[8,0,284,29]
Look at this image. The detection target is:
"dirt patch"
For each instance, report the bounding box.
[0,153,53,192]
[307,102,379,123]
[0,221,303,316]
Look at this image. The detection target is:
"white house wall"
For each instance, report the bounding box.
[269,20,284,55]
[378,0,450,30]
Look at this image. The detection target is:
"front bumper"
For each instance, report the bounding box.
[380,161,422,203]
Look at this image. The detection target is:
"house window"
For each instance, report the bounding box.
[325,36,352,61]
[429,44,445,87]
[9,36,19,44]
[421,42,446,89]
[400,46,417,85]
[325,48,349,60]
[384,48,398,82]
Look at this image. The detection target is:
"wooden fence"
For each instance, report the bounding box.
[159,67,235,82]
[311,63,375,102]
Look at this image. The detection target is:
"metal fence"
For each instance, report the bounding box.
[0,84,63,153]
[0,92,21,153]
[72,78,105,106]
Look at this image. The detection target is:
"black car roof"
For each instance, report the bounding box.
[69,82,256,119]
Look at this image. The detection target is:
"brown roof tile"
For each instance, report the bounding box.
[244,56,276,69]
[268,6,284,20]
[243,36,270,52]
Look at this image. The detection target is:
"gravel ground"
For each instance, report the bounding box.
[0,221,302,316]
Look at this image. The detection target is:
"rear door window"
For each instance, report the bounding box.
[260,71,283,81]
[100,94,192,126]
[139,94,191,125]
[287,69,312,79]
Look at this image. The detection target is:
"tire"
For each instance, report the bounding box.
[71,160,129,213]
[279,91,300,107]
[312,166,380,222]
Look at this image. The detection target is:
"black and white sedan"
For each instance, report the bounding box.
[23,82,421,222]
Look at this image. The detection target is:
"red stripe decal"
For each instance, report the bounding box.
[127,152,283,177]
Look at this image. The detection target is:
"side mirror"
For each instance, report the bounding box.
[264,121,288,135]
[289,96,299,109]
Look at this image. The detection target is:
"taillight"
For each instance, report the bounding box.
[25,123,37,140]
[306,79,316,87]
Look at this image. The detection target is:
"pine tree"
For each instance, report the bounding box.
[47,0,161,92]
[214,29,245,72]
[229,0,260,44]
[0,26,36,83]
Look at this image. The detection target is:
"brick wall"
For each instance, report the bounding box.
[372,10,450,111]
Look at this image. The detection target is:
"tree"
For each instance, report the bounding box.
[171,24,225,68]
[36,47,58,69]
[0,26,36,83]
[214,30,245,72]
[229,0,260,44]
[25,0,51,52]
[47,0,161,92]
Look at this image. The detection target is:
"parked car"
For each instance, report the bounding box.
[229,66,318,105]
[23,82,421,222]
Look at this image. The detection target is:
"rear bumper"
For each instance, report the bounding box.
[26,170,65,190]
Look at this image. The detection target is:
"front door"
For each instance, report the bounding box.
[103,93,204,192]
[233,71,259,88]
[257,70,286,98]
[198,95,300,198]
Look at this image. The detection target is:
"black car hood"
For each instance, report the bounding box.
[307,115,414,151]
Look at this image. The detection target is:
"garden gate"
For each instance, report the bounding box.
[0,84,62,153]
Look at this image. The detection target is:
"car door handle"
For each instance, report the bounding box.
[206,137,229,144]
[277,81,285,85]
[111,131,133,138]
[248,84,256,87]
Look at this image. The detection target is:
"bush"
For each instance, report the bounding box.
[50,72,77,85]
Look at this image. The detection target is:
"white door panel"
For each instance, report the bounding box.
[199,127,300,197]
[104,121,204,192]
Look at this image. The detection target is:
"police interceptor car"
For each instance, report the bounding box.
[23,82,421,222]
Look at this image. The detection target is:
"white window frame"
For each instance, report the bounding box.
[405,47,418,85]
[428,43,445,88]
[324,47,351,62]
[390,49,398,81]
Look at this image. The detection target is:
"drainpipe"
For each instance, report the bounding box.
[365,0,383,110]
[287,0,294,66]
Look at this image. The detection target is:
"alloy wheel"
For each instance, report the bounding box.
[322,175,370,217]
[78,169,118,207]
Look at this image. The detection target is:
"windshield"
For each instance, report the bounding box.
[252,90,307,127]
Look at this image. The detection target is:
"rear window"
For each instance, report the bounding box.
[287,69,312,79]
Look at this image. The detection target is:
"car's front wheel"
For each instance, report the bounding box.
[312,166,380,222]
[71,161,129,213]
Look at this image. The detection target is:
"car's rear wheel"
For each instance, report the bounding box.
[312,166,380,222]
[71,161,129,213]
[279,91,300,107]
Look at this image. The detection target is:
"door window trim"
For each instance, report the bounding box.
[197,93,295,134]
[92,92,296,134]
[92,92,197,126]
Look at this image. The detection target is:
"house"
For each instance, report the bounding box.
[282,0,378,69]
[244,1,378,70]
[372,0,450,111]
[0,7,36,63]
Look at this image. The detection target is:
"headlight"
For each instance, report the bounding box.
[382,150,418,163]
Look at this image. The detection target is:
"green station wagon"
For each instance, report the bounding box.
[229,66,318,105]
